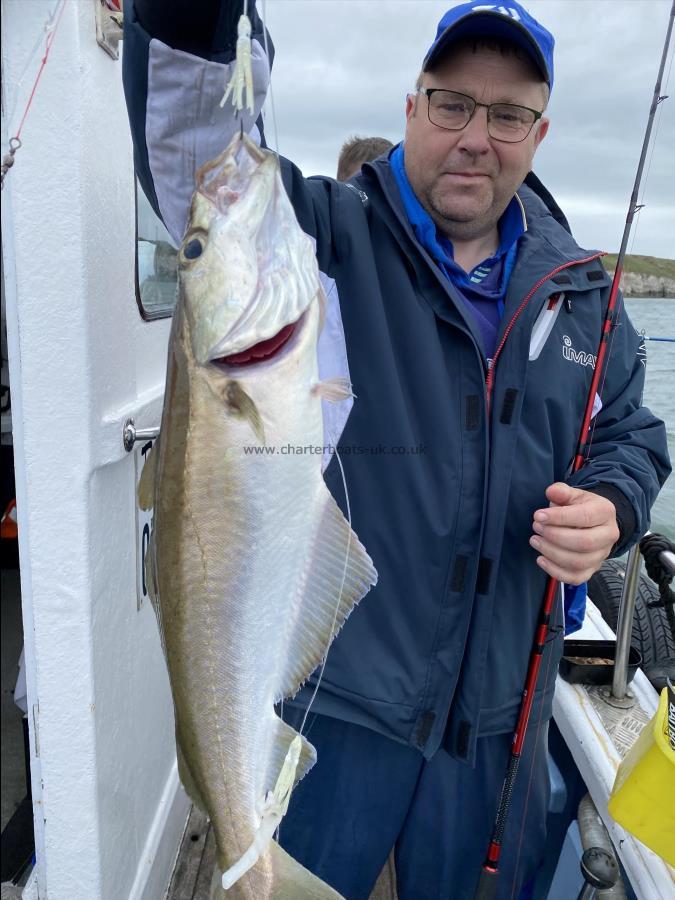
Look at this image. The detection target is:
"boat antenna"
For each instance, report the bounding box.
[474,3,675,898]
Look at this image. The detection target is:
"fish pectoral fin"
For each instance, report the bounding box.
[176,737,209,814]
[137,441,158,510]
[222,381,265,444]
[312,377,355,402]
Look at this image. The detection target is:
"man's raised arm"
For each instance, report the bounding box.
[122,0,273,243]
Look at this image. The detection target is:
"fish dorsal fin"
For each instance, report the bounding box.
[277,482,377,701]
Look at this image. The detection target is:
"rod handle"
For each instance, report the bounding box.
[474,866,499,900]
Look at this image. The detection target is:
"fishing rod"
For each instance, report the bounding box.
[475,3,675,898]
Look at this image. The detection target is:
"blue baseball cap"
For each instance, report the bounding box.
[423,1,555,91]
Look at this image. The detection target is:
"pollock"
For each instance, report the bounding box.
[138,133,377,898]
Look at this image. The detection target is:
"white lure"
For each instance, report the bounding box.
[221,736,303,889]
[220,14,254,114]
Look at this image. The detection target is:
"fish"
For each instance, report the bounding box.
[138,133,377,899]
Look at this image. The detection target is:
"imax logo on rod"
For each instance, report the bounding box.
[562,335,597,369]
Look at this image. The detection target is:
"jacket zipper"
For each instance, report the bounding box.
[485,252,606,411]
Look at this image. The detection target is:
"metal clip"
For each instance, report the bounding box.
[123,418,159,452]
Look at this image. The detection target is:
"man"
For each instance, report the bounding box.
[337,136,394,181]
[123,2,670,897]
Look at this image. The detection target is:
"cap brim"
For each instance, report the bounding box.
[424,11,550,85]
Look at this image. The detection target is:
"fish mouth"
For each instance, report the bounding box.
[211,319,299,368]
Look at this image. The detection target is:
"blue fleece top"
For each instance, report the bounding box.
[390,143,524,358]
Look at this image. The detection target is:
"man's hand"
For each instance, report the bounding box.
[529,483,620,585]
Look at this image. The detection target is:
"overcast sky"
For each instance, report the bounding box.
[259,0,674,259]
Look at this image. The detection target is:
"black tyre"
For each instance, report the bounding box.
[587,559,675,691]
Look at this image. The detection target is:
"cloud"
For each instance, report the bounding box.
[261,0,674,257]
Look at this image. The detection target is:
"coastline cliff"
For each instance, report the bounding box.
[603,254,675,298]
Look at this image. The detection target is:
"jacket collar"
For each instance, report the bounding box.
[362,153,608,295]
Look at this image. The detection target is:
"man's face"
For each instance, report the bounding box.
[404,44,549,243]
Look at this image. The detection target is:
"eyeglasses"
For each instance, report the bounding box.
[418,88,543,143]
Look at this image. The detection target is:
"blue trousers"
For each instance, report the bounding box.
[278,711,550,900]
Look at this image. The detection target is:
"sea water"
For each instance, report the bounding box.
[624,297,674,540]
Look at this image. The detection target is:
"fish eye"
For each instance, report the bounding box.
[183,237,203,260]
[179,230,208,265]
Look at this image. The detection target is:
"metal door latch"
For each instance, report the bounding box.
[123,418,159,452]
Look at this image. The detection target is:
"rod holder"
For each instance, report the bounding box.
[611,544,642,700]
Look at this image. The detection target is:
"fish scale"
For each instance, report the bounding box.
[138,134,377,898]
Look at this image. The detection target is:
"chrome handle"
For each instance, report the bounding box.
[123,418,160,452]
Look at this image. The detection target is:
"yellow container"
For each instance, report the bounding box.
[608,686,675,865]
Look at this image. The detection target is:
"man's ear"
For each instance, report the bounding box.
[533,116,550,151]
[405,93,417,121]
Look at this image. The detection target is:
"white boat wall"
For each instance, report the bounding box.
[2,2,189,898]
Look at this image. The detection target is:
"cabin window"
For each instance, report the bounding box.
[135,181,178,320]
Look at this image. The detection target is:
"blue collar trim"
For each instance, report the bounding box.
[389,143,525,299]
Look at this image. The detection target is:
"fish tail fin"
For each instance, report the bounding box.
[218,718,317,892]
[268,841,344,899]
[208,842,344,899]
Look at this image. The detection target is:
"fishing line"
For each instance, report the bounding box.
[584,285,625,460]
[628,46,674,257]
[589,47,673,455]
[298,437,353,738]
[260,0,282,158]
[275,437,353,846]
[640,44,674,207]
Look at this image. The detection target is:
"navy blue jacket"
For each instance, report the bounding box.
[123,0,671,766]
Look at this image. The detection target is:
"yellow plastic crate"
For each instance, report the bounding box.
[608,685,675,865]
